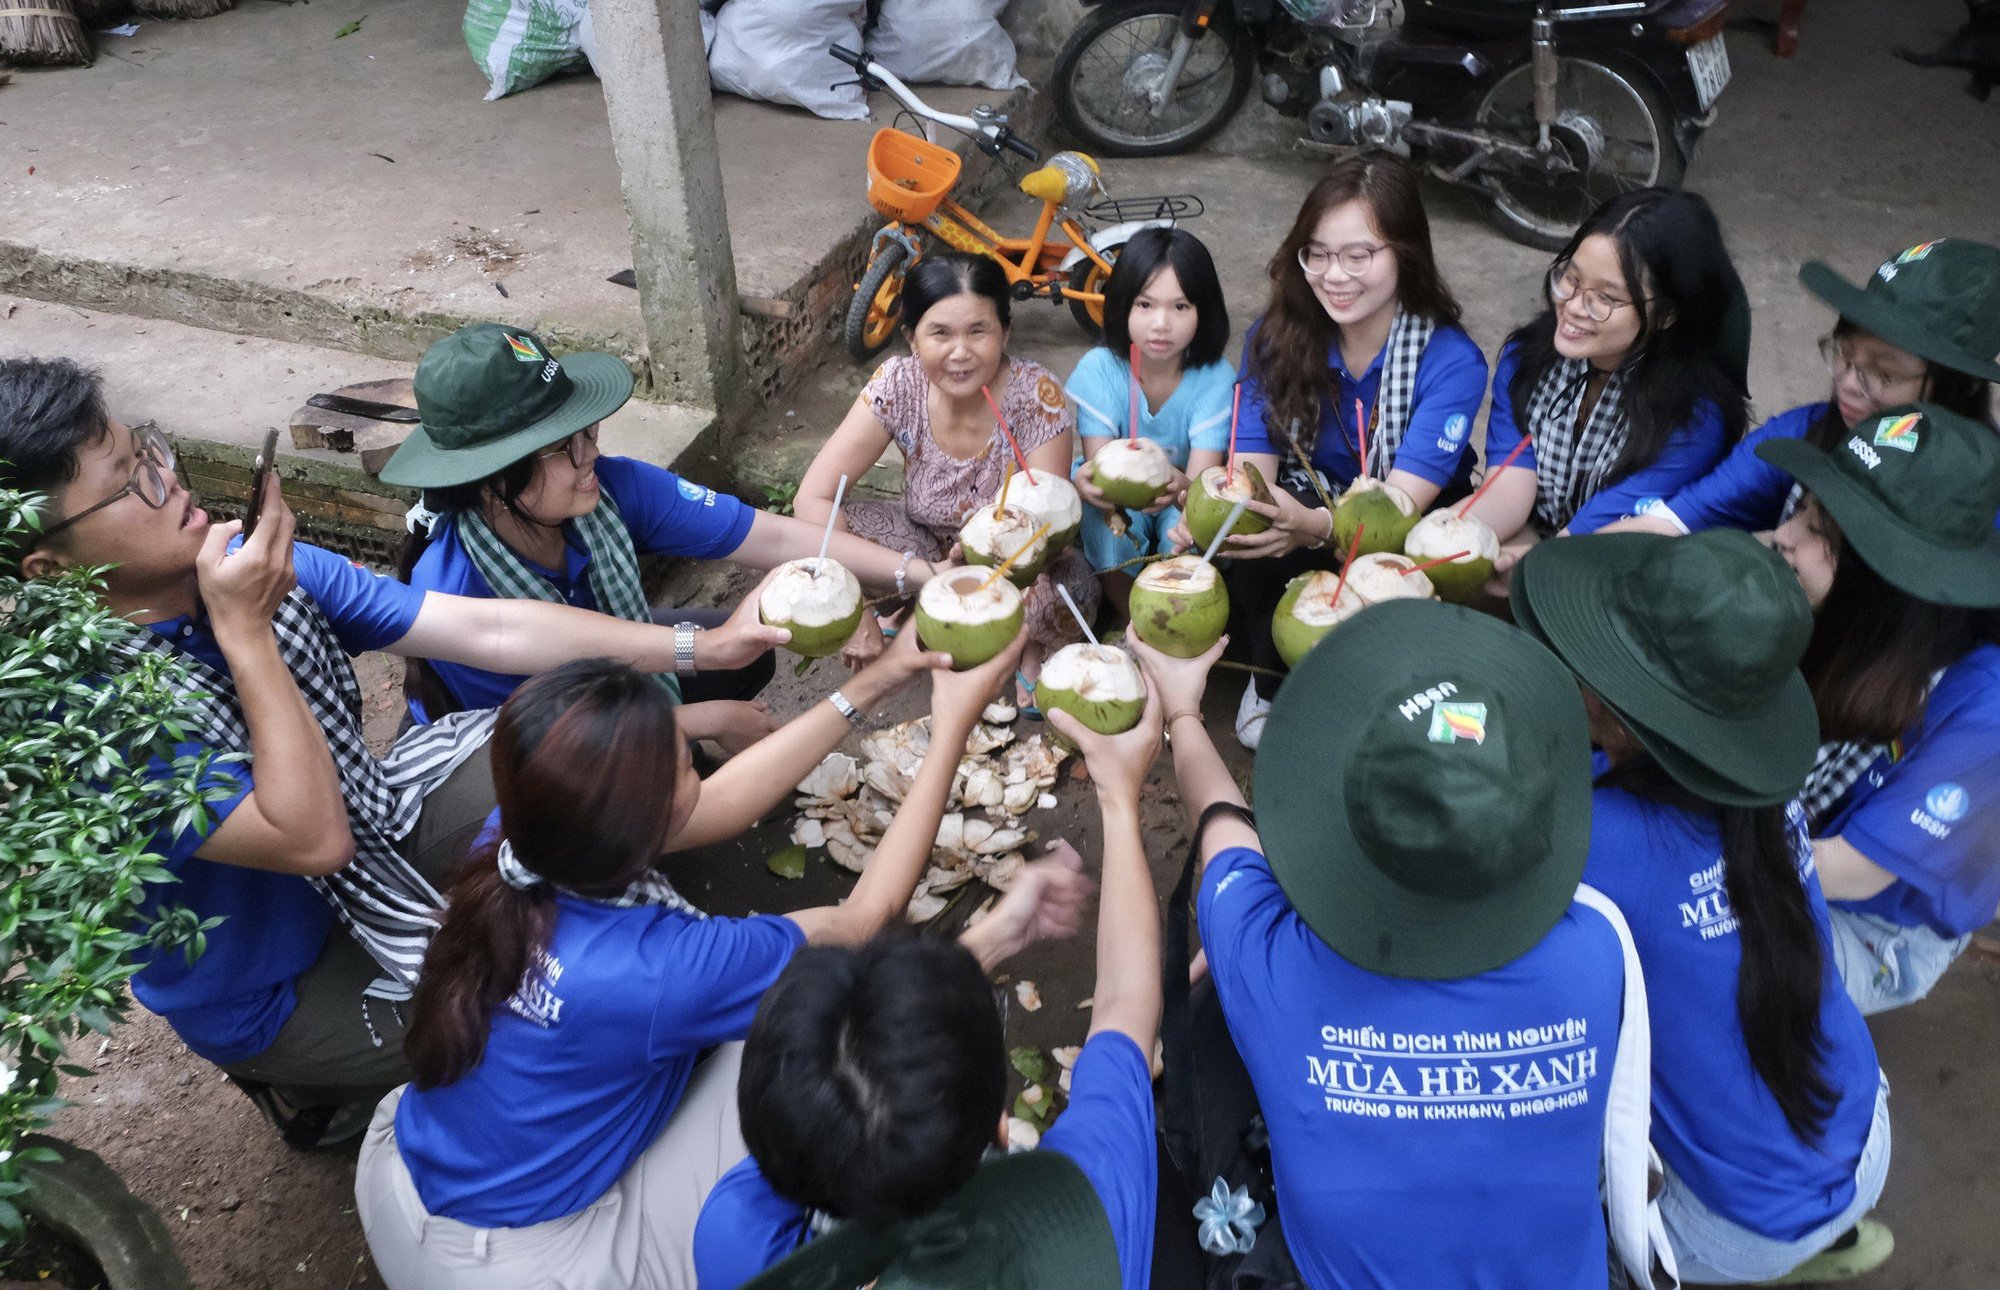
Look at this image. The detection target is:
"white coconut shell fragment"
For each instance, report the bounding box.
[1015,980,1043,1012]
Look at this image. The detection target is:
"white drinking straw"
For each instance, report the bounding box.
[1057,583,1099,646]
[1199,500,1250,565]
[816,474,848,576]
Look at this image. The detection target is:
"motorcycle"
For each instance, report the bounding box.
[1051,0,1735,250]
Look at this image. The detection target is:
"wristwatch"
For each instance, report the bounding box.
[828,690,868,729]
[674,622,701,677]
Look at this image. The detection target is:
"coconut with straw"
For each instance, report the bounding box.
[1035,585,1146,744]
[1,0,91,66]
[916,563,1027,671]
[1129,498,1242,658]
[759,475,865,658]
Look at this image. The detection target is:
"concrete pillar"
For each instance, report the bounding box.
[589,0,742,411]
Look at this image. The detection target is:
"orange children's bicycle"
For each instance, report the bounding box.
[829,43,1203,362]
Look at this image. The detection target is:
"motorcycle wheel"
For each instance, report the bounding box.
[1069,239,1127,337]
[1052,1,1254,157]
[844,240,911,363]
[1472,58,1684,252]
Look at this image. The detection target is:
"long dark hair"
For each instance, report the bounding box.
[1101,226,1230,370]
[1506,189,1750,481]
[1795,497,1998,743]
[1598,756,1835,1141]
[1804,318,1998,451]
[897,251,1013,334]
[1249,152,1461,455]
[406,658,684,1088]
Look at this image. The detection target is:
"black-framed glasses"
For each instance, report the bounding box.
[536,425,601,470]
[1297,242,1385,278]
[38,421,177,542]
[1817,336,1925,403]
[1547,264,1644,323]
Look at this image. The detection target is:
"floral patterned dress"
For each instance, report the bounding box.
[844,354,1100,653]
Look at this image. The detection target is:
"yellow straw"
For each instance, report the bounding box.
[996,459,1014,520]
[976,518,1054,593]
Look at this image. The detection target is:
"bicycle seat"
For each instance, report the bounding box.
[1019,152,1105,208]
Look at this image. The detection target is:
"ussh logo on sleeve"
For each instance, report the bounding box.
[1911,782,1969,840]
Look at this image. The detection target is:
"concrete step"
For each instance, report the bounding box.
[6,294,712,564]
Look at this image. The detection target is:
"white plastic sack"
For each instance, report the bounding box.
[578,4,716,76]
[708,0,869,121]
[866,0,1025,91]
[464,0,591,101]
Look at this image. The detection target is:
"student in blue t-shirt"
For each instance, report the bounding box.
[1140,600,1668,1290]
[1172,154,1488,750]
[1,356,790,1152]
[1469,189,1748,590]
[355,628,1040,1290]
[1758,404,2000,1015]
[384,323,949,736]
[1604,237,2000,538]
[1068,227,1235,618]
[1513,529,1893,1283]
[693,680,1177,1290]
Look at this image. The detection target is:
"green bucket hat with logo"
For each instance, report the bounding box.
[378,322,635,488]
[743,1149,1121,1290]
[1799,238,2000,383]
[1759,402,2000,607]
[1253,599,1593,981]
[1511,530,1821,808]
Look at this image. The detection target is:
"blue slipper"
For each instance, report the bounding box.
[1015,671,1043,720]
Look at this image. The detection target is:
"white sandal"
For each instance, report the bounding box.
[1234,681,1272,750]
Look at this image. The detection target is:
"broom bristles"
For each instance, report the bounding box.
[0,0,91,66]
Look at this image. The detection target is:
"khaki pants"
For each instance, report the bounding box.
[356,1044,749,1290]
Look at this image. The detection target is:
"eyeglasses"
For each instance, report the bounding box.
[1297,242,1385,278]
[536,425,601,470]
[1818,337,1926,403]
[38,421,177,542]
[1547,264,1644,324]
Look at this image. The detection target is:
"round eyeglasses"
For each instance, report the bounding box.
[1818,337,1926,404]
[1547,264,1643,324]
[38,421,177,542]
[1297,242,1385,279]
[537,425,602,470]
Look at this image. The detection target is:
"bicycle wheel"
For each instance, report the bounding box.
[1069,238,1126,337]
[1052,1,1253,157]
[845,239,912,363]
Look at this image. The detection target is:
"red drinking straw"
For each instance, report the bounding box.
[981,385,1036,483]
[1457,430,1534,519]
[1226,383,1241,483]
[1329,522,1364,607]
[1355,399,1369,480]
[1404,550,1473,578]
[1129,342,1141,440]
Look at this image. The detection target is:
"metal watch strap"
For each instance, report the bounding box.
[674,623,700,677]
[828,690,868,729]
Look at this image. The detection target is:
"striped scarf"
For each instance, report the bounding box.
[111,589,497,1002]
[1521,358,1629,532]
[455,493,680,703]
[1277,309,1434,497]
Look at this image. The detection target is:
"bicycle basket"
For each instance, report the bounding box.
[866,129,962,223]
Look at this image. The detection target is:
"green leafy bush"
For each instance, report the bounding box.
[0,487,225,1239]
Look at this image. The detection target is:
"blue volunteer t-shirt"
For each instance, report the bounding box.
[1822,643,2000,938]
[1198,846,1622,1290]
[1656,403,1829,534]
[394,898,805,1228]
[1483,345,1729,535]
[127,541,427,1064]
[406,456,755,715]
[1068,349,1237,468]
[691,1030,1158,1290]
[1233,321,1487,493]
[1583,790,1880,1240]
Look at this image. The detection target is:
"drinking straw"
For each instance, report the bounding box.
[1328,522,1364,608]
[816,474,847,576]
[975,518,1055,592]
[1458,431,1534,518]
[1199,500,1249,566]
[1129,343,1141,440]
[996,459,1014,519]
[1057,584,1099,646]
[982,385,1036,482]
[1226,383,1241,483]
[1355,398,1369,479]
[1404,549,1473,578]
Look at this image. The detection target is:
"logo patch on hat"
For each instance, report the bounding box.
[1897,240,1943,265]
[506,334,543,363]
[1427,702,1488,746]
[1873,413,1922,452]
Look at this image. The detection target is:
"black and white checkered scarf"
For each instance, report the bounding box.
[111,588,496,1003]
[1277,309,1433,497]
[1798,740,1885,833]
[1521,357,1628,532]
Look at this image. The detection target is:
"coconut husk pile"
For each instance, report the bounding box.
[1,0,90,66]
[790,710,1069,922]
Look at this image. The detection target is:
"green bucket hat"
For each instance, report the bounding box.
[1758,402,2000,607]
[743,1150,1122,1290]
[1799,238,2000,383]
[1253,599,1593,981]
[1510,530,1821,807]
[378,323,634,488]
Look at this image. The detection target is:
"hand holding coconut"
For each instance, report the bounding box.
[926,615,1030,737]
[1222,484,1334,560]
[1127,632,1228,730]
[694,569,794,672]
[1045,677,1165,810]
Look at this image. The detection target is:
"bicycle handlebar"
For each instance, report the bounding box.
[828,42,865,71]
[827,43,1030,156]
[999,131,1040,161]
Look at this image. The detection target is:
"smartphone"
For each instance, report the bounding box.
[243,427,281,538]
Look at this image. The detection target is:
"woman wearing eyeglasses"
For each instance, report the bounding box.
[1603,238,2000,539]
[1469,189,1750,589]
[1187,153,1489,748]
[385,325,944,740]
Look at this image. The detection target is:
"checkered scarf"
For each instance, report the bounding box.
[110,589,497,1002]
[1521,358,1629,532]
[1798,740,1885,833]
[1277,309,1433,496]
[454,493,680,703]
[494,838,701,915]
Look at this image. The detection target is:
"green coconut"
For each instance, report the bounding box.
[1003,469,1083,554]
[758,557,866,659]
[1402,509,1500,603]
[1128,555,1229,658]
[1331,477,1420,556]
[1272,570,1365,670]
[915,569,1025,671]
[1184,463,1274,554]
[1035,643,1145,748]
[1089,438,1176,510]
[960,503,1052,588]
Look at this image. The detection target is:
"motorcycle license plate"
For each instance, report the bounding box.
[1687,35,1731,112]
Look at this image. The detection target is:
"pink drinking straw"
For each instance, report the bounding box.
[1128,343,1141,440]
[982,385,1036,483]
[1457,431,1534,519]
[1329,523,1365,606]
[1226,383,1241,483]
